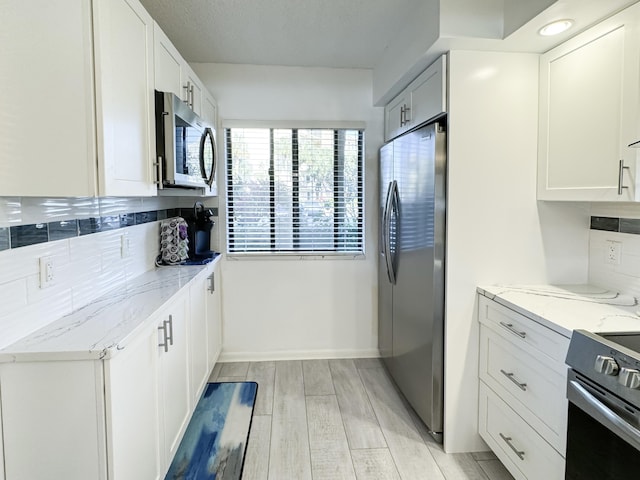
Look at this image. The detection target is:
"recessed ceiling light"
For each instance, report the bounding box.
[539,19,574,36]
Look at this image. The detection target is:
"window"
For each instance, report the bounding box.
[225,126,364,254]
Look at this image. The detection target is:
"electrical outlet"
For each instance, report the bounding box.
[120,233,130,259]
[606,240,622,265]
[39,255,55,288]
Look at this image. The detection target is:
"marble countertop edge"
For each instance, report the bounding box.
[0,256,220,363]
[477,284,640,339]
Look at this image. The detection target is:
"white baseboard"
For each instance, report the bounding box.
[217,348,380,363]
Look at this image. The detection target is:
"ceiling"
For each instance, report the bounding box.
[140,0,639,71]
[139,0,422,69]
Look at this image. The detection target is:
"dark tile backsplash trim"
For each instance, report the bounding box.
[591,216,640,234]
[1,209,181,251]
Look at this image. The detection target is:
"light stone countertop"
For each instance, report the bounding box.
[0,257,220,363]
[477,284,640,339]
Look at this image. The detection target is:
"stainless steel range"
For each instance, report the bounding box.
[565,330,640,479]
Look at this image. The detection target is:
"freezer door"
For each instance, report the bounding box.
[390,122,446,436]
[378,143,394,360]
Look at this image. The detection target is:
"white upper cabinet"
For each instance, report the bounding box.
[154,23,184,98]
[153,24,206,117]
[0,0,157,197]
[94,0,157,197]
[538,3,640,201]
[0,0,97,197]
[183,64,204,116]
[384,55,447,142]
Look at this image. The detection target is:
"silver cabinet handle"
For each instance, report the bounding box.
[499,433,525,460]
[158,320,170,352]
[154,155,164,189]
[618,159,630,195]
[499,321,526,339]
[183,83,190,105]
[500,369,527,391]
[400,104,411,127]
[167,314,174,346]
[208,273,215,293]
[403,105,411,125]
[189,84,195,109]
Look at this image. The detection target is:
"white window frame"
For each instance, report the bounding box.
[223,120,366,258]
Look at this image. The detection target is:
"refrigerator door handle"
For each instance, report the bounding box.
[381,181,393,256]
[386,180,399,285]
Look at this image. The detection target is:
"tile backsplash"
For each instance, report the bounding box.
[589,204,640,300]
[0,195,219,350]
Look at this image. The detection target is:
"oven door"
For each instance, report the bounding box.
[565,370,640,479]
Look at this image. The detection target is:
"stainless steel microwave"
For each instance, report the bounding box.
[155,91,216,190]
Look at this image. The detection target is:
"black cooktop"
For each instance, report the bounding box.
[599,332,640,356]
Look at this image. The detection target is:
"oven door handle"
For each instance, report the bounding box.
[568,379,640,451]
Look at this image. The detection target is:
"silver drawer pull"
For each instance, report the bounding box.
[500,369,527,391]
[158,320,170,353]
[167,314,174,346]
[499,321,526,339]
[499,433,525,460]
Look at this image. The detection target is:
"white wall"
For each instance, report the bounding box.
[0,196,177,349]
[589,203,640,297]
[445,50,590,452]
[190,63,384,361]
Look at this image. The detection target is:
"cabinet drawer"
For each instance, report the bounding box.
[480,325,567,454]
[479,382,565,480]
[479,296,570,363]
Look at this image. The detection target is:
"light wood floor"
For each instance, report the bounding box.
[208,358,514,480]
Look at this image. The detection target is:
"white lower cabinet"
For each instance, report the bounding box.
[156,293,192,472]
[0,266,222,480]
[1,361,108,479]
[106,324,161,480]
[189,272,210,405]
[206,262,223,371]
[478,295,570,479]
[479,383,565,480]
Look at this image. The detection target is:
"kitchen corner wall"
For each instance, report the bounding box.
[445,50,590,453]
[191,63,383,360]
[588,203,640,298]
[0,195,216,350]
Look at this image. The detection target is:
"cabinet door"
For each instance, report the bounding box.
[409,55,447,128]
[154,23,183,98]
[184,65,204,116]
[479,382,565,480]
[538,4,640,201]
[106,328,161,480]
[93,0,157,196]
[384,93,410,142]
[0,0,97,197]
[0,361,107,480]
[202,92,218,128]
[206,263,222,371]
[189,273,209,403]
[157,293,191,468]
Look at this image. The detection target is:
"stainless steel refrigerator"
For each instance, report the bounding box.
[378,121,446,442]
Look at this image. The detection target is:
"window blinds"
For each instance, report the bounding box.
[225,127,364,254]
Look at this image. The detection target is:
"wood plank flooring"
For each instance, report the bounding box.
[208,358,514,480]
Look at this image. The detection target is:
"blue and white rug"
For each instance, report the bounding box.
[165,382,258,480]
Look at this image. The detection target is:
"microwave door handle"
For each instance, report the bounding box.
[199,128,216,189]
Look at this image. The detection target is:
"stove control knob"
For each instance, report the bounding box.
[619,368,640,389]
[594,355,619,375]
